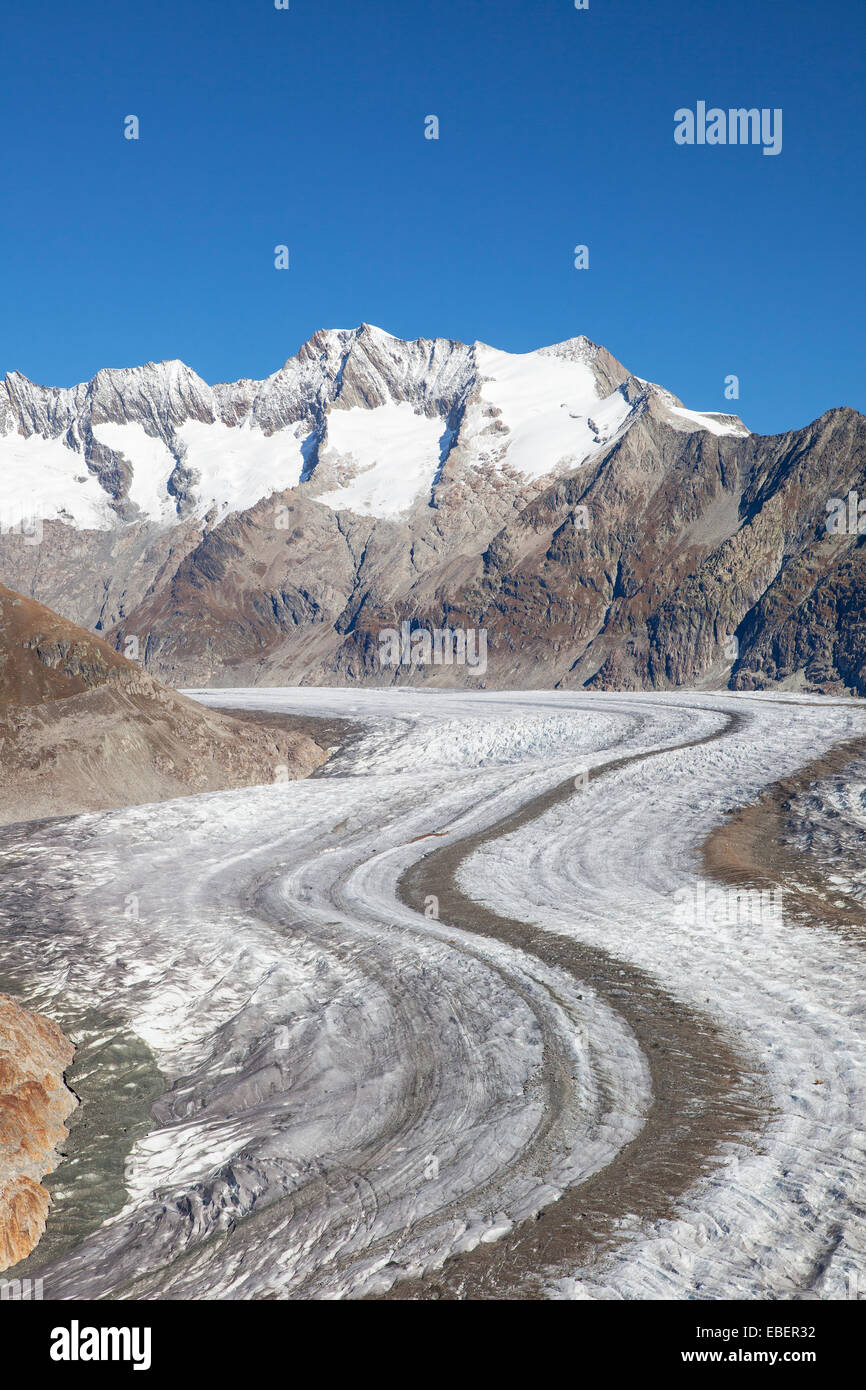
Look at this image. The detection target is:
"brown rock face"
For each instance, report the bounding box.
[324,405,866,694]
[0,583,130,706]
[0,584,328,825]
[0,993,76,1271]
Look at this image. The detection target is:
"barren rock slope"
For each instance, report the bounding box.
[0,992,76,1272]
[0,584,327,825]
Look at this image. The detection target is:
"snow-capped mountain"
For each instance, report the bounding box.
[3,324,864,698]
[0,324,746,530]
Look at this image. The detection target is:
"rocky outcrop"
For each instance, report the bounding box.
[0,583,131,705]
[0,585,328,825]
[0,993,76,1271]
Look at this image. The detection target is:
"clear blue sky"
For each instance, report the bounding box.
[1,0,863,434]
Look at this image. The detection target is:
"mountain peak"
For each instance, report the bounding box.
[0,328,752,531]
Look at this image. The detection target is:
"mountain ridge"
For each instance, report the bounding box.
[3,326,865,696]
[0,325,747,530]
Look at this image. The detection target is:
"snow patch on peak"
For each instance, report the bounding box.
[0,433,116,530]
[177,419,308,518]
[91,423,177,522]
[665,401,750,438]
[314,403,444,516]
[472,343,632,481]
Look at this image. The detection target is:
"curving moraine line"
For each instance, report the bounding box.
[108,701,759,1301]
[379,705,766,1299]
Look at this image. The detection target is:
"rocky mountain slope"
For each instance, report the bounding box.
[1,325,864,694]
[0,992,76,1271]
[0,585,326,825]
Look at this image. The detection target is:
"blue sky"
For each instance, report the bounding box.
[1,0,863,434]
